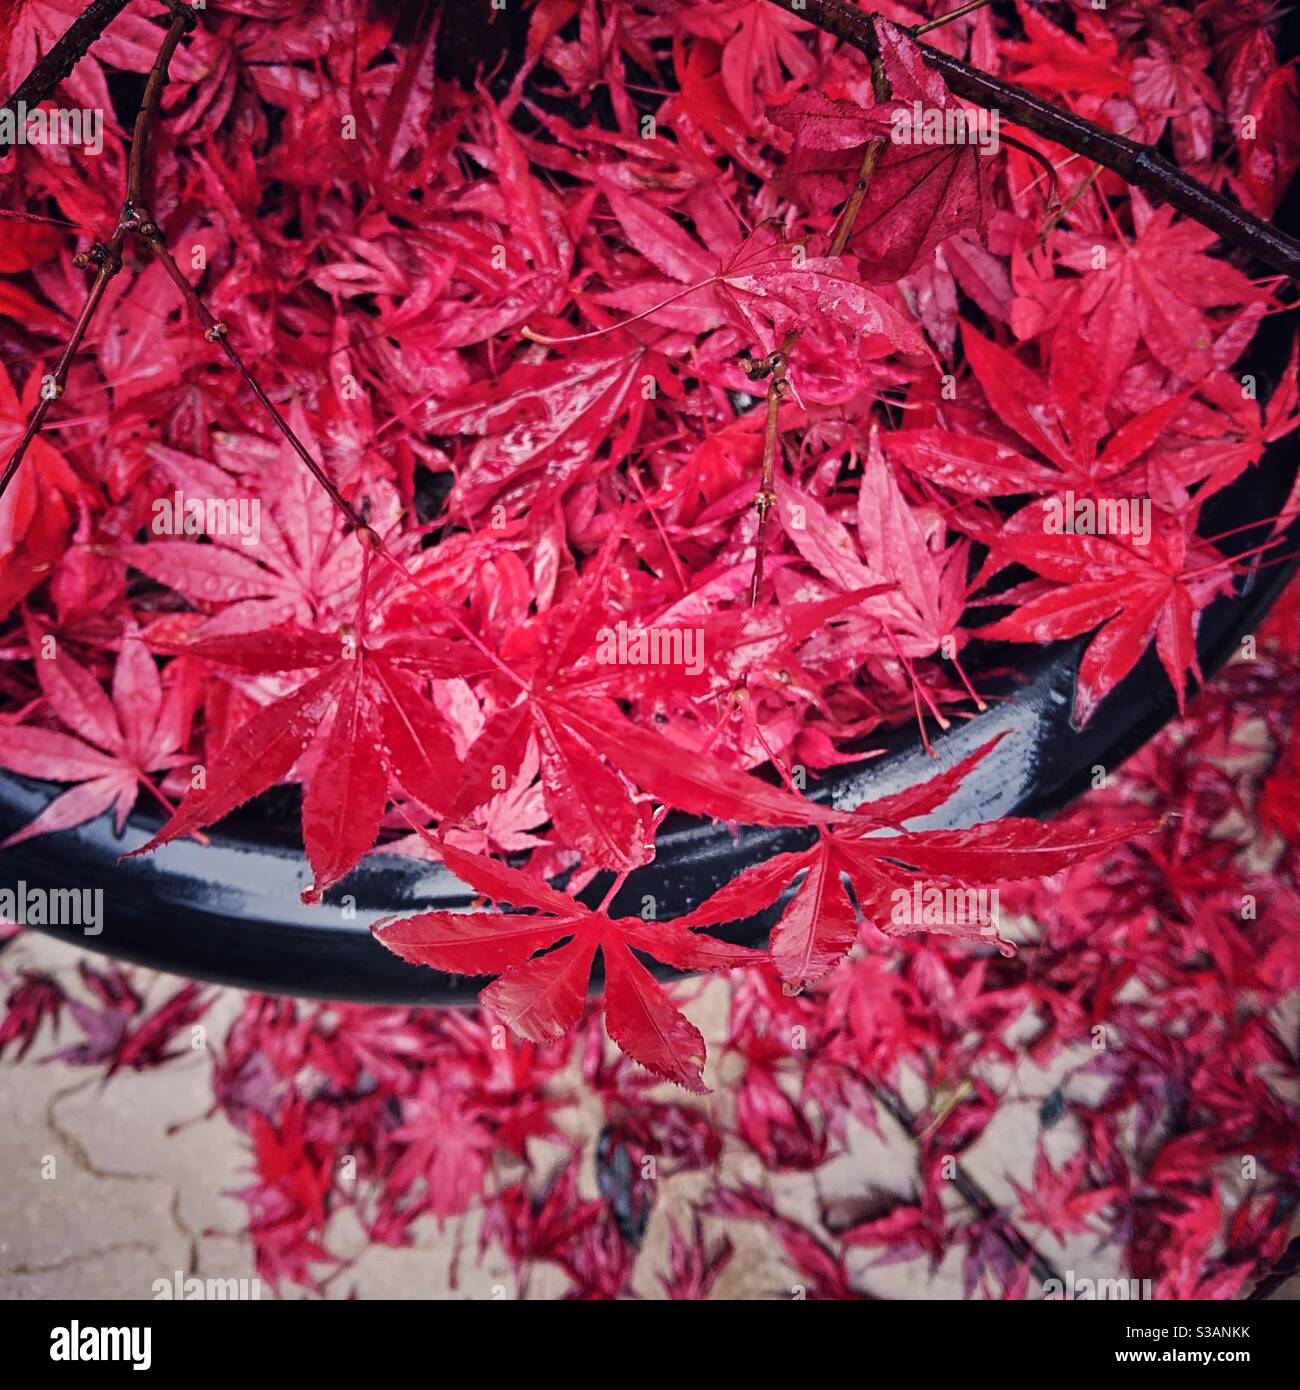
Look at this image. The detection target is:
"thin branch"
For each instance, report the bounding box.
[1,0,135,110]
[869,1079,1064,1289]
[742,20,891,608]
[0,232,123,501]
[0,2,197,506]
[5,2,513,685]
[140,231,378,542]
[127,2,196,206]
[1248,1235,1300,1300]
[766,0,1300,280]
[141,228,538,693]
[744,334,796,608]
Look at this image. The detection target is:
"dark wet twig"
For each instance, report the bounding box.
[2,0,136,110]
[765,0,1300,280]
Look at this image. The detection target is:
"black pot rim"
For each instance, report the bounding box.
[3,20,1299,1003]
[2,511,1295,1003]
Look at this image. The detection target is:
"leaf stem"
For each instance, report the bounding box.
[592,706,734,913]
[136,770,208,844]
[142,231,376,537]
[828,140,885,258]
[910,0,993,38]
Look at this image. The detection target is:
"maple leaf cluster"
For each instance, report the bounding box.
[3,595,1298,1297]
[0,0,1297,1090]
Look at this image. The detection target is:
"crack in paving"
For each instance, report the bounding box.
[45,1078,164,1184]
[168,1185,200,1276]
[1,1240,157,1278]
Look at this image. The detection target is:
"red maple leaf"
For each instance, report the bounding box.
[0,626,194,845]
[771,20,993,282]
[424,337,652,524]
[388,1071,496,1220]
[120,420,400,636]
[976,526,1235,725]
[676,0,816,130]
[773,429,970,661]
[888,318,1203,505]
[0,971,65,1060]
[1012,1145,1121,1244]
[600,192,922,360]
[374,840,765,1092]
[130,622,481,899]
[443,567,860,872]
[1048,196,1268,385]
[679,740,1145,991]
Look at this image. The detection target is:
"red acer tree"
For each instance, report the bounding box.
[2,0,1296,1080]
[1,0,1299,1298]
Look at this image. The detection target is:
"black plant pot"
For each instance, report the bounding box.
[2,15,1298,1004]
